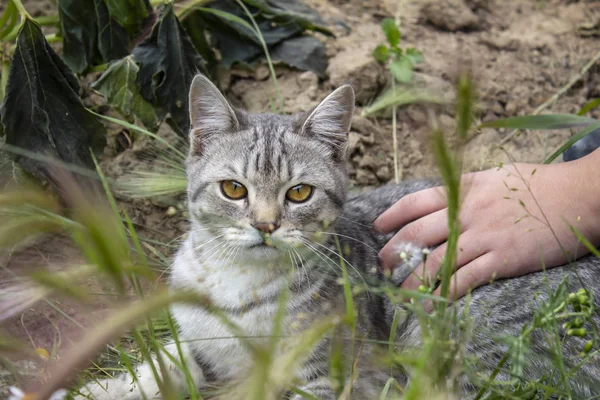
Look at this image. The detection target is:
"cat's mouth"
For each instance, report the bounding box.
[249,242,273,249]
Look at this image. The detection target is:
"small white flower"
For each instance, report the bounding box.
[8,387,25,400]
[8,387,67,400]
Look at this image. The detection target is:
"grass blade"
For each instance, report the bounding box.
[362,88,445,116]
[481,114,596,130]
[36,290,212,399]
[578,98,600,116]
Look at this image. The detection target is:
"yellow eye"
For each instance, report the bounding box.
[221,180,248,200]
[286,184,313,203]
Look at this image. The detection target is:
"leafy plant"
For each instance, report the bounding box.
[371,17,425,184]
[373,18,423,84]
[0,0,330,182]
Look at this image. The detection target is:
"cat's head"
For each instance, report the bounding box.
[186,75,354,262]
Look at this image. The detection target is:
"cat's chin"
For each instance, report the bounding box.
[240,243,283,261]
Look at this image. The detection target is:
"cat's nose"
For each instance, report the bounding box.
[254,222,279,234]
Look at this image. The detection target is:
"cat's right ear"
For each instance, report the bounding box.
[188,74,240,155]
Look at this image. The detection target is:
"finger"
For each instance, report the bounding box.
[378,209,450,269]
[431,251,500,302]
[400,231,487,290]
[373,186,447,233]
[396,208,449,245]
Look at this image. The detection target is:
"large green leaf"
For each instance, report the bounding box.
[58,0,129,73]
[103,0,151,31]
[91,56,164,131]
[0,19,106,180]
[132,3,207,137]
[480,114,597,130]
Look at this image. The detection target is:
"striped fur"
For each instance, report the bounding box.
[79,78,600,399]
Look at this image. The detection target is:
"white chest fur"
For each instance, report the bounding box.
[169,238,293,380]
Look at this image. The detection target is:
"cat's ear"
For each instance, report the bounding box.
[300,85,355,159]
[188,74,240,154]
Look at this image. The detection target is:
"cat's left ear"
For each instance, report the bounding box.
[300,85,355,159]
[188,74,240,155]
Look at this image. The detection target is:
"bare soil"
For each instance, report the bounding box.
[2,0,600,395]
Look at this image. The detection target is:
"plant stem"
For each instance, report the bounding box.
[4,14,59,42]
[235,0,284,112]
[89,63,109,74]
[175,0,211,20]
[391,77,400,184]
[9,0,32,21]
[0,59,9,104]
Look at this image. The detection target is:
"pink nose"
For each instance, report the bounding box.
[254,222,279,234]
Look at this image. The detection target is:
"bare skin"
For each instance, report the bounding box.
[375,148,600,302]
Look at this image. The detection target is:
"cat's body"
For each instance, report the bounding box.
[81,77,600,400]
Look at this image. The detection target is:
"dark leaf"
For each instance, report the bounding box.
[59,0,97,73]
[0,19,106,180]
[381,18,400,48]
[94,0,131,62]
[372,44,389,63]
[91,56,164,131]
[181,12,218,78]
[58,0,129,73]
[103,0,151,31]
[242,0,332,36]
[133,3,207,137]
[200,2,300,68]
[271,35,327,78]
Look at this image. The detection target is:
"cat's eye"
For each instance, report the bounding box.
[221,180,248,200]
[286,184,313,203]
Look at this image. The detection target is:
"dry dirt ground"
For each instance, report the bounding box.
[1,0,600,396]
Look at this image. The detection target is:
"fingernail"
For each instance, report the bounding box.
[373,220,383,233]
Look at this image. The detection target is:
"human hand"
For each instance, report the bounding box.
[374,149,600,302]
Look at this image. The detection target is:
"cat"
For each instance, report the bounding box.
[80,75,600,400]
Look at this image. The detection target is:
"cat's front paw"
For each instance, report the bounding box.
[389,243,428,286]
[76,376,159,400]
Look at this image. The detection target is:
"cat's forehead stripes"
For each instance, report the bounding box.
[242,123,293,180]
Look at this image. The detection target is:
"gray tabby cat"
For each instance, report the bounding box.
[81,75,600,399]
